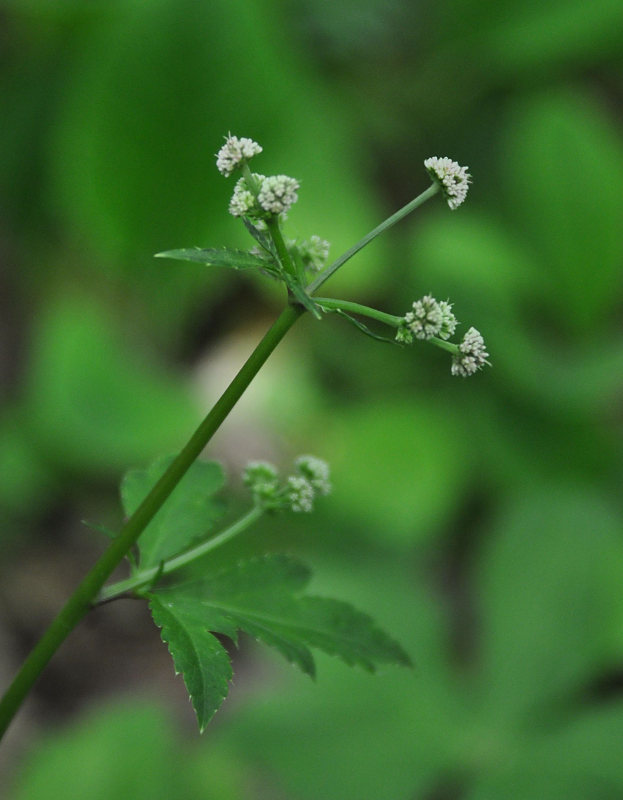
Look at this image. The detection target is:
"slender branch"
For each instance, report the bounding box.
[98,505,264,602]
[314,297,403,328]
[307,183,440,293]
[0,303,304,742]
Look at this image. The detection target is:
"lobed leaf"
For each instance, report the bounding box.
[149,596,232,732]
[150,554,411,729]
[121,456,226,570]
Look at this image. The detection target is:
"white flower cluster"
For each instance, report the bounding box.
[257,175,299,216]
[396,295,457,343]
[285,475,315,513]
[216,134,262,177]
[229,174,263,217]
[424,156,471,210]
[294,455,332,497]
[228,173,299,219]
[451,327,490,377]
[242,455,331,513]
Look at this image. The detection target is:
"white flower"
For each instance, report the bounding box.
[451,327,490,377]
[285,475,315,513]
[295,455,331,496]
[258,175,299,216]
[216,134,262,177]
[424,156,471,210]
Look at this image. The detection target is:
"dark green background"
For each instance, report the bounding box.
[2,0,623,797]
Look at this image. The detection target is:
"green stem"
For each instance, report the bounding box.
[0,303,304,743]
[430,336,459,355]
[99,505,264,602]
[307,182,440,294]
[266,216,298,280]
[314,297,403,328]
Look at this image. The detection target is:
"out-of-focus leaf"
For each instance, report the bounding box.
[22,295,200,474]
[149,594,232,732]
[321,399,469,546]
[121,456,226,569]
[505,90,623,332]
[8,700,248,800]
[8,704,183,800]
[474,487,623,726]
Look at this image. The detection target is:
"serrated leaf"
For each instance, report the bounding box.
[155,246,277,272]
[121,456,226,570]
[154,555,412,694]
[149,595,232,732]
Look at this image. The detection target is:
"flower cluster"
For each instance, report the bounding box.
[216,135,263,177]
[396,295,457,343]
[451,327,490,377]
[216,134,300,221]
[287,235,331,272]
[424,156,471,210]
[242,456,331,513]
[395,295,489,377]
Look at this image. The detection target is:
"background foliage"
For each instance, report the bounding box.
[1,0,623,797]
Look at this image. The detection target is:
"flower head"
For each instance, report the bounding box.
[399,295,458,342]
[257,174,299,216]
[451,327,490,377]
[295,455,331,496]
[216,134,262,177]
[242,460,281,509]
[228,174,265,218]
[424,156,471,210]
[285,475,315,513]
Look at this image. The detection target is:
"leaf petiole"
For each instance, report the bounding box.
[97,505,264,603]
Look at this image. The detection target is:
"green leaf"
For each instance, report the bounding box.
[151,554,411,729]
[121,455,226,570]
[149,595,232,732]
[155,246,278,273]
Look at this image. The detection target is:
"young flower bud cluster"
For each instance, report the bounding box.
[242,456,331,513]
[424,156,471,210]
[451,327,490,377]
[287,235,331,272]
[396,295,457,343]
[216,134,263,177]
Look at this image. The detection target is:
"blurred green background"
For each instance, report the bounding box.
[2,0,623,797]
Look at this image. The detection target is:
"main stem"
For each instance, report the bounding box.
[0,302,304,742]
